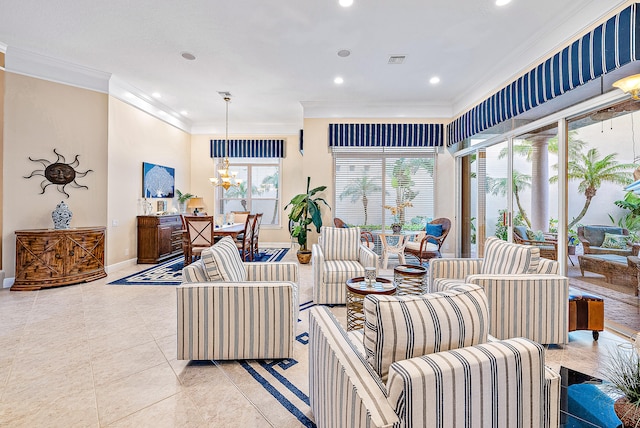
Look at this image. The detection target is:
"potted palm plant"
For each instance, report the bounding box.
[284,177,330,264]
[603,342,640,426]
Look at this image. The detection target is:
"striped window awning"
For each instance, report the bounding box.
[210,139,285,158]
[329,123,443,148]
[447,3,639,146]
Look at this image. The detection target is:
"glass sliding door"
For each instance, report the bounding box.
[482,141,510,256]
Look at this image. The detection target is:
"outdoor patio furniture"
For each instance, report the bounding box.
[513,226,558,260]
[404,218,451,265]
[578,254,640,296]
[333,217,376,250]
[577,225,634,256]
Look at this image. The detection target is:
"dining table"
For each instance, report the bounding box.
[214,222,245,240]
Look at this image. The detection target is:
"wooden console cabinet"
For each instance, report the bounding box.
[13,227,107,291]
[137,215,183,264]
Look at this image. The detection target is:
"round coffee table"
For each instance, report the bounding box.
[394,264,428,295]
[346,277,396,331]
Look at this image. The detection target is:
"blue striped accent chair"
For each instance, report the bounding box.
[177,256,299,360]
[430,237,569,345]
[312,226,379,304]
[309,301,561,428]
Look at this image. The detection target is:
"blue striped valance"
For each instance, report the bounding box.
[329,123,443,147]
[447,4,640,146]
[210,139,285,158]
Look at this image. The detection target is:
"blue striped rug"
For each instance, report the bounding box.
[108,248,289,285]
[231,300,317,427]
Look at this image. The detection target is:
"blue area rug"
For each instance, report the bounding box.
[108,248,289,285]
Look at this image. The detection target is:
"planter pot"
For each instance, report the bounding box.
[297,250,312,264]
[391,224,402,234]
[614,396,640,427]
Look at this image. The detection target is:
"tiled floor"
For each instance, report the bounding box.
[0,251,636,427]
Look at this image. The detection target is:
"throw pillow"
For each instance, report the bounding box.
[200,236,246,282]
[601,233,629,249]
[481,236,540,274]
[362,284,489,381]
[426,223,443,244]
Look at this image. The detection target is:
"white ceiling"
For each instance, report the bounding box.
[0,0,631,134]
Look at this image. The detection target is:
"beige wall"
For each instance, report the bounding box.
[302,117,456,251]
[107,97,191,266]
[3,73,108,277]
[0,53,4,269]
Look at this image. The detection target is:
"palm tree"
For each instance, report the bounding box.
[550,148,636,228]
[389,158,433,223]
[339,175,382,225]
[499,131,587,161]
[487,170,533,228]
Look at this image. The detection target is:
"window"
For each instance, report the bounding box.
[217,157,280,226]
[333,148,436,231]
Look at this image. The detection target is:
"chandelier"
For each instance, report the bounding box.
[209,94,242,191]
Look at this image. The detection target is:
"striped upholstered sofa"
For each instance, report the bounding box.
[177,236,299,360]
[430,236,569,345]
[312,226,378,304]
[309,283,561,427]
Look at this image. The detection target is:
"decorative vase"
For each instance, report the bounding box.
[392,224,402,234]
[614,396,640,427]
[52,201,72,230]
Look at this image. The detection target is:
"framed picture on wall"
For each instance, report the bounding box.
[142,162,175,198]
[156,201,166,212]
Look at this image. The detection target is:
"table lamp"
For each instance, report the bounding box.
[187,197,205,215]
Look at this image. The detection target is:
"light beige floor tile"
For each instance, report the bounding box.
[87,325,156,357]
[107,391,207,428]
[182,376,273,427]
[92,340,168,386]
[95,363,183,426]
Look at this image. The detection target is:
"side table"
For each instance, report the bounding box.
[394,264,428,295]
[346,277,396,331]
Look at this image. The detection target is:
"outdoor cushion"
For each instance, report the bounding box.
[200,236,246,282]
[362,283,489,381]
[320,226,360,261]
[583,226,623,247]
[514,225,528,240]
[601,233,629,249]
[526,229,545,241]
[426,223,443,244]
[481,236,540,274]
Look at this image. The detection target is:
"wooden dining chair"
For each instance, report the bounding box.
[237,214,256,261]
[251,213,263,260]
[183,215,215,265]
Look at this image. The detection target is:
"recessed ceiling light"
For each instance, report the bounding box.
[495,0,511,6]
[337,49,351,58]
[334,76,344,84]
[429,76,441,84]
[152,92,161,99]
[181,52,196,61]
[339,0,353,7]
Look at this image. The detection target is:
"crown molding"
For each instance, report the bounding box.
[5,46,110,93]
[300,101,453,119]
[109,76,192,133]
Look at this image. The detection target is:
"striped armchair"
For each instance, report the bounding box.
[309,287,561,428]
[312,226,378,304]
[177,254,299,360]
[430,237,569,345]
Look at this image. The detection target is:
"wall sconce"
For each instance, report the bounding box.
[613,74,640,100]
